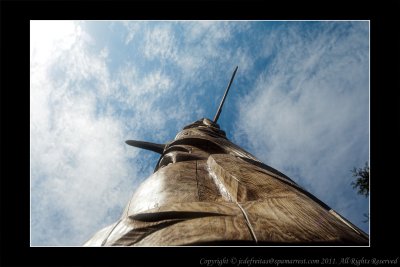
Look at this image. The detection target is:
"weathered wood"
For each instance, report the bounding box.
[84,118,368,246]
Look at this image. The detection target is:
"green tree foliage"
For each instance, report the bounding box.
[351,161,369,197]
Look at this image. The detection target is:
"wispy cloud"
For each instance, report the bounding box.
[234,22,369,230]
[31,21,144,245]
[143,23,178,62]
[123,21,140,45]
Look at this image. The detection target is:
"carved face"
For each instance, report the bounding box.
[155,118,258,171]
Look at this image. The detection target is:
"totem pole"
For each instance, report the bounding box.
[84,67,368,246]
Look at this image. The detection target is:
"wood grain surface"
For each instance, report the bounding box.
[84,118,368,246]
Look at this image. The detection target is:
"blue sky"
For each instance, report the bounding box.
[30,21,369,246]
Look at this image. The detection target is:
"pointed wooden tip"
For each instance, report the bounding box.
[125,140,165,154]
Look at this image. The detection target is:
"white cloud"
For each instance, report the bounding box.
[30,21,78,65]
[123,21,140,45]
[31,97,135,244]
[116,63,173,99]
[143,24,178,61]
[30,21,145,246]
[111,64,176,138]
[234,22,369,229]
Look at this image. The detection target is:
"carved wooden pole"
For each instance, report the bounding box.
[84,68,368,246]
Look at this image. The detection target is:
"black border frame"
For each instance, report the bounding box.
[1,0,399,266]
